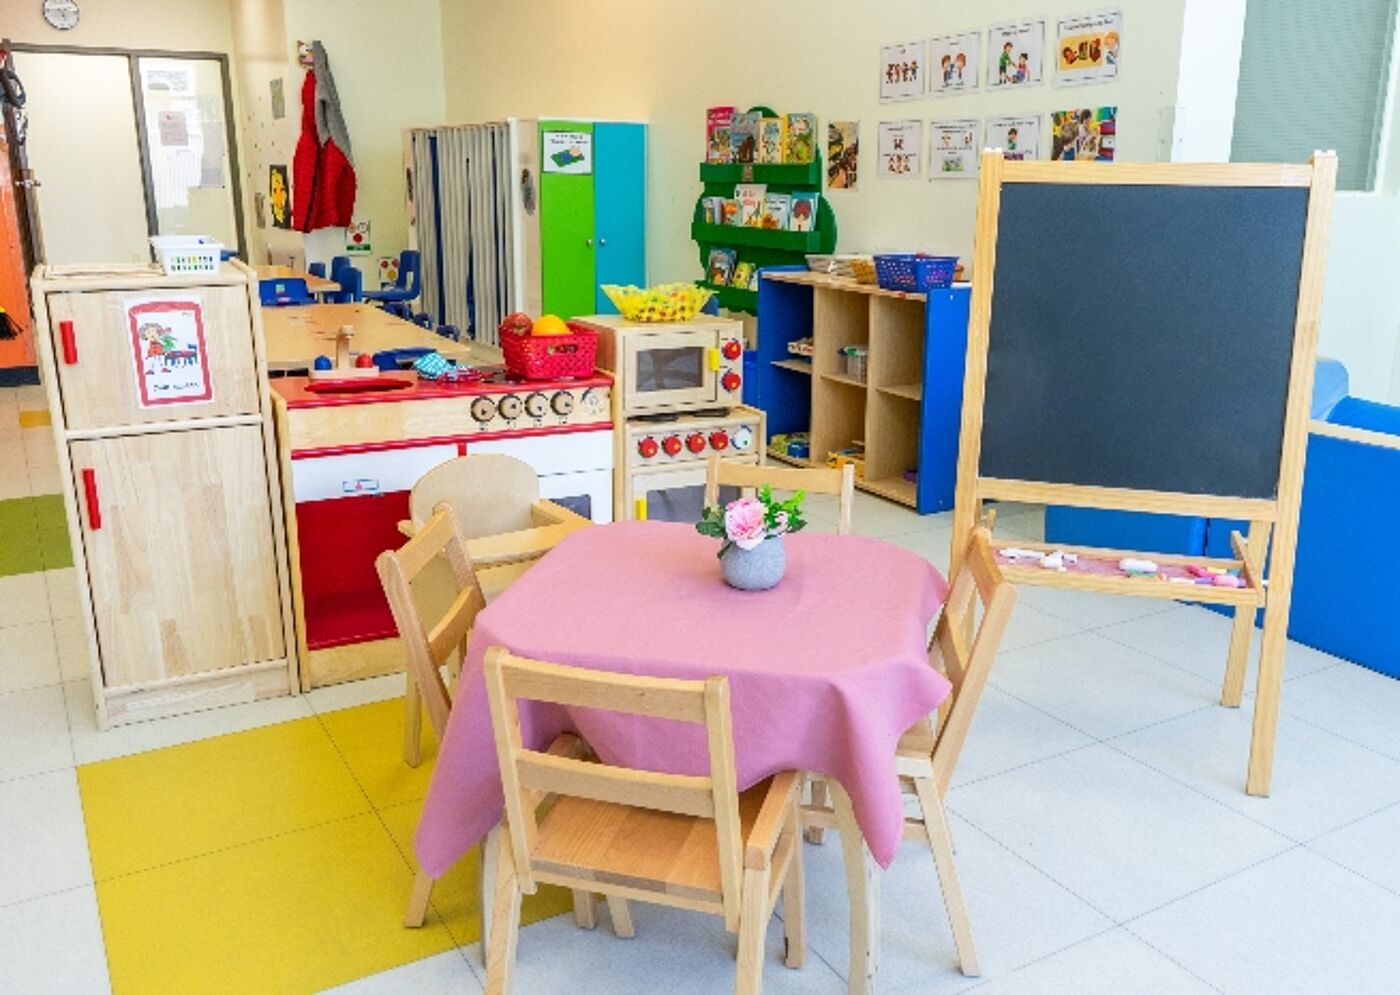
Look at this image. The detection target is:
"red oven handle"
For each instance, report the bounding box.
[81,468,102,530]
[59,320,78,365]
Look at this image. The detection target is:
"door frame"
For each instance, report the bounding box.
[4,41,247,260]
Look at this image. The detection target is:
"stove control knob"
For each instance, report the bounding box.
[498,393,524,421]
[686,432,707,454]
[525,392,549,418]
[721,339,743,361]
[709,430,729,451]
[637,437,659,459]
[470,396,497,423]
[721,371,741,393]
[731,426,755,451]
[551,390,576,416]
[661,435,683,457]
[578,387,607,416]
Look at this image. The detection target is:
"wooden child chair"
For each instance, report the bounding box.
[482,648,807,995]
[703,453,856,535]
[802,526,1016,978]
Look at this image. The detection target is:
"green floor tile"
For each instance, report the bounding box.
[0,496,54,577]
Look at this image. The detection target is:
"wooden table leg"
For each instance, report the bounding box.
[831,782,879,994]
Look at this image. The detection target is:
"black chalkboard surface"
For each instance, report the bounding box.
[979,182,1309,500]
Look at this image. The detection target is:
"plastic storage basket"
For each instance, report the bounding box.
[150,236,223,276]
[500,322,600,380]
[873,254,958,293]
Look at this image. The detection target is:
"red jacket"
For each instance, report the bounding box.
[292,62,356,231]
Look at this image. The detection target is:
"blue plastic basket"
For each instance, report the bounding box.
[873,254,958,293]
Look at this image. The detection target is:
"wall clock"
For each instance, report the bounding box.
[42,0,81,30]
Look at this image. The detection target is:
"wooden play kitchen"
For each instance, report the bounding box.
[30,261,296,727]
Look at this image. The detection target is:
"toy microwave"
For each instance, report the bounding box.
[581,314,745,417]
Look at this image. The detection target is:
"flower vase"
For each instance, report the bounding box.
[721,535,786,591]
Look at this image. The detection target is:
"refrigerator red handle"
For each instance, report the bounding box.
[59,320,78,365]
[81,468,102,531]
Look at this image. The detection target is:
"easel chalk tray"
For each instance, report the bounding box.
[952,151,1337,797]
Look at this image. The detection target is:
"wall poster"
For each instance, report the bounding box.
[877,120,923,178]
[930,31,980,96]
[127,297,213,408]
[1056,10,1122,85]
[543,131,593,174]
[987,20,1046,89]
[880,40,927,101]
[929,118,982,178]
[1051,106,1118,161]
[986,114,1043,162]
[827,121,860,189]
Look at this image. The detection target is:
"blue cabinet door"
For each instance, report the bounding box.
[592,123,647,313]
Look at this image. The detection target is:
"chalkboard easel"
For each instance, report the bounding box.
[951,151,1338,797]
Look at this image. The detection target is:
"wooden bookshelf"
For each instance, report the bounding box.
[771,358,813,375]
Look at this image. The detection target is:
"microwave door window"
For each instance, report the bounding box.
[644,483,739,523]
[637,347,705,392]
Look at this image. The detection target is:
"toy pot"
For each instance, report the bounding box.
[721,535,786,591]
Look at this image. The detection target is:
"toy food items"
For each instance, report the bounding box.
[499,312,533,337]
[532,314,570,337]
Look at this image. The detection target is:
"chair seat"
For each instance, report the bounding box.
[531,778,777,904]
[478,559,534,602]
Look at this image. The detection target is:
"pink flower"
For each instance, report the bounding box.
[724,497,768,550]
[773,510,789,533]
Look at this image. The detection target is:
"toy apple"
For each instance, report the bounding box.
[498,311,533,337]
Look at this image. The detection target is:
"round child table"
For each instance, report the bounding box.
[415,521,952,992]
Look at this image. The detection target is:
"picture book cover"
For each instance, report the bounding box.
[732,261,757,290]
[700,196,725,224]
[721,198,742,227]
[790,192,819,232]
[784,113,817,164]
[735,183,767,227]
[758,117,787,164]
[707,248,738,286]
[763,192,792,230]
[730,112,761,164]
[707,106,736,162]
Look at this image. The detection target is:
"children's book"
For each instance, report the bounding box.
[763,192,792,230]
[721,198,741,226]
[789,192,818,232]
[758,117,787,164]
[707,248,737,286]
[730,112,761,164]
[784,113,817,164]
[732,261,757,290]
[735,183,767,227]
[707,106,735,163]
[700,196,725,225]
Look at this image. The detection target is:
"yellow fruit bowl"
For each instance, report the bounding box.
[601,283,715,323]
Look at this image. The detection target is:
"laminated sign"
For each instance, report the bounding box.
[126,297,214,407]
[543,131,592,174]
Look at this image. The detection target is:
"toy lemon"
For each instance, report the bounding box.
[532,314,570,336]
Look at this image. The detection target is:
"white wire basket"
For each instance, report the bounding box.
[149,236,223,276]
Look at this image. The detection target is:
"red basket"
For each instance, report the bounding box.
[500,322,599,381]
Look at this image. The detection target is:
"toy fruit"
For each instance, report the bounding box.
[532,314,570,337]
[498,311,533,337]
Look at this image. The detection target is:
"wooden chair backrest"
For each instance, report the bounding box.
[928,526,1017,794]
[483,648,746,931]
[410,454,539,539]
[375,505,486,737]
[703,453,856,535]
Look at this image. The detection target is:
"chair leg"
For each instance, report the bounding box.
[913,776,979,977]
[733,865,770,995]
[805,777,829,845]
[478,825,500,966]
[832,782,880,993]
[403,672,423,768]
[571,890,597,929]
[404,867,434,928]
[782,801,807,969]
[484,844,523,995]
[606,895,636,938]
[1221,605,1257,708]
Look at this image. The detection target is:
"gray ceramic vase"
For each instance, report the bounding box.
[721,535,786,591]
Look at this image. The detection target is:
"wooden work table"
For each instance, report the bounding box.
[260,303,501,371]
[254,264,341,295]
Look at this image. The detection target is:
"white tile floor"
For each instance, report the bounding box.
[4,417,1400,992]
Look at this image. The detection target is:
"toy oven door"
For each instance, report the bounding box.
[627,458,755,524]
[621,328,720,414]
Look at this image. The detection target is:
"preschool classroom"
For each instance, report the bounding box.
[3,2,1400,993]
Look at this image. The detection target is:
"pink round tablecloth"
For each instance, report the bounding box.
[414,520,951,876]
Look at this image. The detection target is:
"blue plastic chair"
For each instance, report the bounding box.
[364,250,422,306]
[308,261,327,279]
[325,266,362,304]
[258,277,314,307]
[330,255,352,277]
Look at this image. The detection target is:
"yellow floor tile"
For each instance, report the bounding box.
[318,697,440,811]
[17,409,51,429]
[79,717,371,880]
[379,799,574,947]
[96,813,457,995]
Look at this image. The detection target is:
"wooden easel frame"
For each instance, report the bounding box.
[950,151,1338,797]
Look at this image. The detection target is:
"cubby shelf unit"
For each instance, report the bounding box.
[748,267,970,514]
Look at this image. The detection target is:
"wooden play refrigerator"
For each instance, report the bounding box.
[31,261,296,727]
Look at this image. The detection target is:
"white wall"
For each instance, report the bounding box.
[2,0,235,53]
[1169,0,1246,162]
[440,0,1188,284]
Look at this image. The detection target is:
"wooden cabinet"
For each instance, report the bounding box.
[31,262,295,727]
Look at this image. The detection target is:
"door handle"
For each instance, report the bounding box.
[59,320,77,364]
[81,468,102,530]
[706,347,721,372]
[634,497,647,521]
[584,238,593,249]
[598,237,607,247]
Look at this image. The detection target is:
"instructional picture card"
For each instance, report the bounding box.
[929,119,982,178]
[542,130,593,174]
[986,114,1043,162]
[877,120,923,178]
[930,31,980,96]
[827,121,860,190]
[1051,106,1118,161]
[126,297,213,408]
[1056,10,1122,86]
[880,40,927,101]
[987,20,1046,89]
